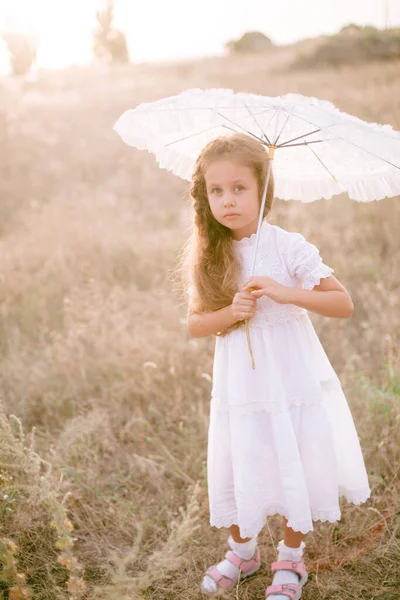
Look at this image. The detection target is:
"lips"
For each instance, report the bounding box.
[224,213,239,217]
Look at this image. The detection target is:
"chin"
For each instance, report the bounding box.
[223,223,240,232]
[218,219,234,228]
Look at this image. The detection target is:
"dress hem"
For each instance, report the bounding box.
[209,488,372,537]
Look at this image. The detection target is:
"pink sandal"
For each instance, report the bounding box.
[265,559,308,600]
[201,546,261,596]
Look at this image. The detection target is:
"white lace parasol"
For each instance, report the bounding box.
[113,88,400,203]
[113,88,400,368]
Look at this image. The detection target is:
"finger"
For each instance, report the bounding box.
[243,277,259,285]
[237,293,254,303]
[241,303,257,312]
[239,297,256,305]
[250,289,264,298]
[243,285,261,294]
[239,290,256,299]
[238,304,256,313]
[236,303,255,312]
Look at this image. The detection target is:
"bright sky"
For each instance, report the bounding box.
[0,0,399,72]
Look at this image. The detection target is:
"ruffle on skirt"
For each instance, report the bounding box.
[208,384,371,537]
[207,312,371,538]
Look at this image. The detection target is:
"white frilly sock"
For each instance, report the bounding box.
[269,539,306,599]
[201,534,258,594]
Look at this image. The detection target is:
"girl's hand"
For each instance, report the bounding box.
[231,290,257,321]
[242,276,293,305]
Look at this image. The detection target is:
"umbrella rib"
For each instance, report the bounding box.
[276,111,340,145]
[333,136,400,171]
[162,105,400,172]
[250,108,278,144]
[284,112,400,170]
[303,140,339,182]
[215,111,267,145]
[282,140,333,147]
[165,121,235,147]
[164,108,272,147]
[219,122,269,145]
[160,104,284,149]
[219,123,258,137]
[274,107,294,146]
[265,111,278,138]
[243,101,272,145]
[278,127,327,147]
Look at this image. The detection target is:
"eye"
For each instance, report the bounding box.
[211,187,221,194]
[235,185,244,191]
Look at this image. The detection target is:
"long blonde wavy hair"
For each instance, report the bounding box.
[179,132,275,335]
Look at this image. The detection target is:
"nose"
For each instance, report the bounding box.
[223,194,236,207]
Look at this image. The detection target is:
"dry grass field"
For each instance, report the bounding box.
[0,43,398,599]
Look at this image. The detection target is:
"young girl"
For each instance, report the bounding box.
[184,132,371,599]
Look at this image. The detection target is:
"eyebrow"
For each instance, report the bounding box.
[207,179,246,186]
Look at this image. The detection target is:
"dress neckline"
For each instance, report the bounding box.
[232,220,271,247]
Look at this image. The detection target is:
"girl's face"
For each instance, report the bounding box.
[204,158,260,241]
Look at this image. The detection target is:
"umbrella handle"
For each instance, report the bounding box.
[244,319,256,370]
[243,154,273,371]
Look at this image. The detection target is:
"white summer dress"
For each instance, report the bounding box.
[200,219,371,539]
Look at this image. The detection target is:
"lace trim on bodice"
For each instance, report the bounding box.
[248,305,308,328]
[231,220,271,248]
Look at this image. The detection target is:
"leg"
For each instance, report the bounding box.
[201,526,259,595]
[282,516,306,548]
[229,523,252,543]
[265,518,308,599]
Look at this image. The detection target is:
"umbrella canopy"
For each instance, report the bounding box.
[113,88,400,369]
[113,88,400,203]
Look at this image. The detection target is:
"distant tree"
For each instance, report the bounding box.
[1,29,37,76]
[340,23,363,36]
[93,0,129,63]
[291,25,400,69]
[225,31,273,55]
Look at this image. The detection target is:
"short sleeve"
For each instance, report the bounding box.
[286,233,334,290]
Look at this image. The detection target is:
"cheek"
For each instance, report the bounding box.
[243,191,259,208]
[207,197,219,216]
[208,196,218,212]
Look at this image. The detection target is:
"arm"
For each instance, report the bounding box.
[187,304,238,338]
[244,232,353,319]
[243,274,354,319]
[287,275,354,318]
[187,289,257,338]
